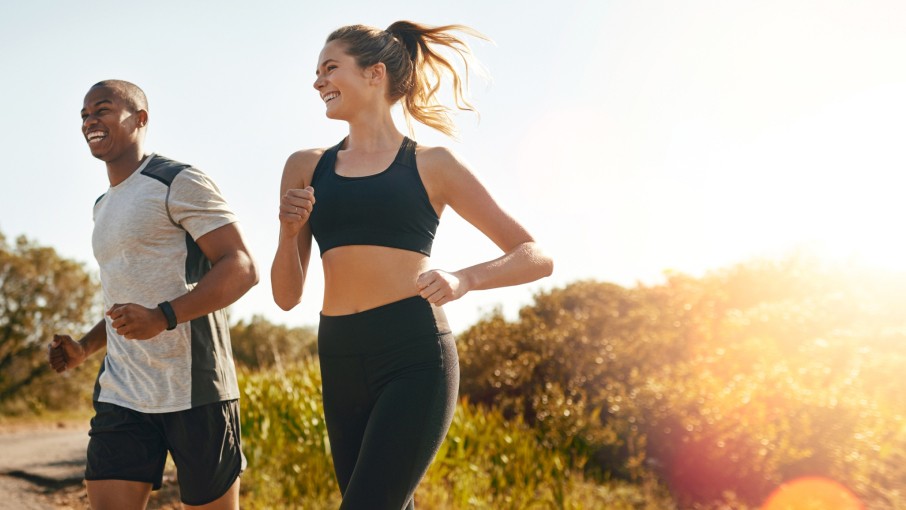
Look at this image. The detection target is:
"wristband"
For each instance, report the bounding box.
[158,301,178,331]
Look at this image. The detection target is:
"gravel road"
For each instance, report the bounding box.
[0,423,182,509]
[0,425,88,510]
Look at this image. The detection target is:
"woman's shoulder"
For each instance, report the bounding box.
[285,147,329,170]
[413,143,480,204]
[281,147,330,188]
[414,144,468,174]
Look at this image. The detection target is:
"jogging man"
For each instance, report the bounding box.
[48,79,258,509]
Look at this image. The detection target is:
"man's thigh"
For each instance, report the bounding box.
[85,401,168,489]
[86,479,153,510]
[164,399,245,506]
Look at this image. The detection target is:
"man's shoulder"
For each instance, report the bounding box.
[140,154,194,187]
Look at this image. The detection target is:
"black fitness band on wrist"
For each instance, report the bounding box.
[158,301,178,331]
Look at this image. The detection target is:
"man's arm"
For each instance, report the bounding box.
[48,318,107,373]
[106,223,259,339]
[170,222,259,322]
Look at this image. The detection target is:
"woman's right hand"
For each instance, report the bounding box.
[279,186,316,237]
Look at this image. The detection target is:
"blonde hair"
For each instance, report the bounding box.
[327,21,489,138]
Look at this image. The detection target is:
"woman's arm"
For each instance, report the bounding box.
[416,147,553,306]
[271,150,320,311]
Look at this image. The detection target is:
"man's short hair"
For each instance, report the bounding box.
[91,80,149,113]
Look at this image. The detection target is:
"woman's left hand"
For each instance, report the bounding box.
[417,269,467,306]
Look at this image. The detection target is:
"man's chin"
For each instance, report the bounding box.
[89,147,111,161]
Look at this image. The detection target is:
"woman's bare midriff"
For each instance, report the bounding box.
[320,245,432,316]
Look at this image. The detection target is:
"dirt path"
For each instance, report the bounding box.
[0,424,88,509]
[0,424,180,509]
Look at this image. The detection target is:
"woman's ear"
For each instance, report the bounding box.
[367,62,387,85]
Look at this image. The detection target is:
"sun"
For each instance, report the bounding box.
[762,477,863,510]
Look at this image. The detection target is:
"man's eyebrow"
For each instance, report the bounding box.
[81,99,113,113]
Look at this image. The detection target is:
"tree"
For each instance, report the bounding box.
[458,281,681,478]
[457,255,906,507]
[0,231,99,411]
[230,315,318,371]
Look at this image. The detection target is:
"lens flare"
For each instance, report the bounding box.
[763,477,863,510]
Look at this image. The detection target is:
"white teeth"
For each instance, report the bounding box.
[86,131,106,143]
[323,92,339,103]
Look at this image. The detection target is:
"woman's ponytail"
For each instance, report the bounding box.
[327,21,489,137]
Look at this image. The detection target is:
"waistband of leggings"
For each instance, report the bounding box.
[318,296,451,356]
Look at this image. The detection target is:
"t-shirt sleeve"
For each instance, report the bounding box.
[167,167,238,240]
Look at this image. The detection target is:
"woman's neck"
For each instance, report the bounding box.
[345,113,404,152]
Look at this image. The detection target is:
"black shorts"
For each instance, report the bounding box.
[85,399,246,506]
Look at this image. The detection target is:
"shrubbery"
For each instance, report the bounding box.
[237,254,906,508]
[239,360,338,508]
[238,359,675,509]
[6,233,903,508]
[457,255,906,507]
[0,232,100,415]
[230,315,317,371]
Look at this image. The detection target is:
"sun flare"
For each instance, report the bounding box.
[763,477,863,510]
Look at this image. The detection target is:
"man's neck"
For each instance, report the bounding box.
[106,148,148,187]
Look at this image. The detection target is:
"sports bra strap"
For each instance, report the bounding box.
[396,137,417,168]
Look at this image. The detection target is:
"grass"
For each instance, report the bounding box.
[237,359,674,509]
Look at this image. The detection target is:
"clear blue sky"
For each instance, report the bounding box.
[2,1,905,331]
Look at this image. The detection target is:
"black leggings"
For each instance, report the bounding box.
[318,296,459,510]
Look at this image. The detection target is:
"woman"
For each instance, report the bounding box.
[271,21,553,509]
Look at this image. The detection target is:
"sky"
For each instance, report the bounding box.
[2,1,905,332]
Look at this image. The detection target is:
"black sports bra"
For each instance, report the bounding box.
[308,137,440,256]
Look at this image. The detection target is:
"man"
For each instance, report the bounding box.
[48,80,258,510]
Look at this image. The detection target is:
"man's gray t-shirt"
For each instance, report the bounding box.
[92,153,240,413]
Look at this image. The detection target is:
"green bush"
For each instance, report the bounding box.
[230,315,317,371]
[0,231,100,415]
[457,256,906,507]
[239,359,338,509]
[8,233,904,509]
[419,398,676,509]
[238,359,675,509]
[458,281,676,479]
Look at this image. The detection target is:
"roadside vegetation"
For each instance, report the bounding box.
[3,229,903,508]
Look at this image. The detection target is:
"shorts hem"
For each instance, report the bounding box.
[84,475,162,491]
[94,394,241,414]
[180,471,242,506]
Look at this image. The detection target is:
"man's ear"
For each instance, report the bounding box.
[136,109,149,128]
